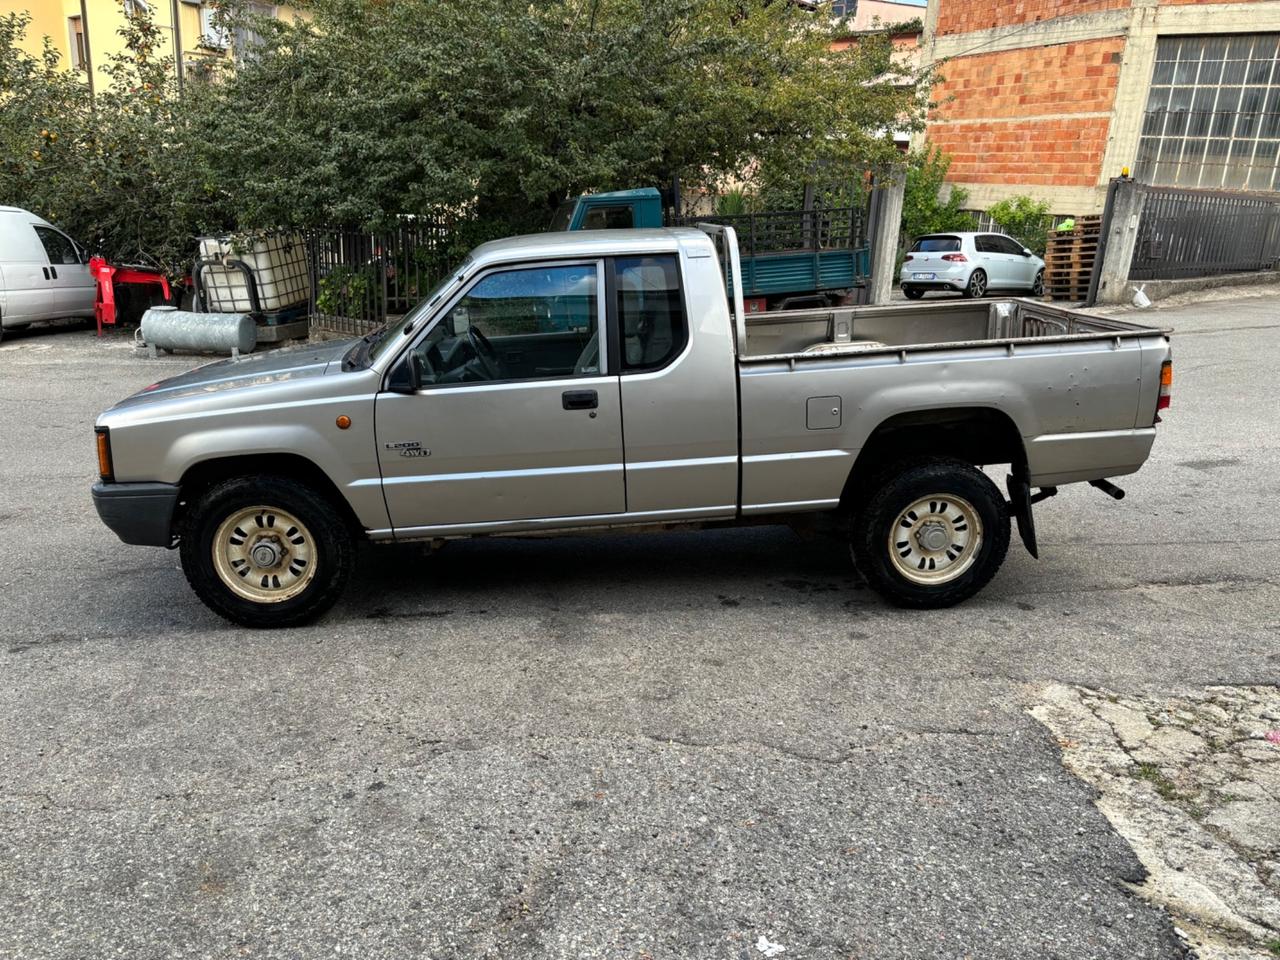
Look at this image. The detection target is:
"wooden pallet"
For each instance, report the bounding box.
[1044,221,1100,301]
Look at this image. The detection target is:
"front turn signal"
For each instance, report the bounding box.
[95,428,114,482]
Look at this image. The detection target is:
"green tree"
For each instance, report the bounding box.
[986,195,1053,257]
[2,0,934,270]
[196,0,932,234]
[898,144,975,257]
[0,9,226,274]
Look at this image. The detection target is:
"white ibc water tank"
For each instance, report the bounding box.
[141,306,258,355]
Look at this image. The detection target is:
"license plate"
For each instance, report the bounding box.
[912,272,936,280]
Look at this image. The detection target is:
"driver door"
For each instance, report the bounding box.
[375,259,626,534]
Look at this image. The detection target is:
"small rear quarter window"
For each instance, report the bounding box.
[912,236,962,253]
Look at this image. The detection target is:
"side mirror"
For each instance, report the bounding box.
[1022,248,1033,257]
[388,352,423,394]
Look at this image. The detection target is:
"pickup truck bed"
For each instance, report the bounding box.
[91,227,1172,627]
[733,297,1168,512]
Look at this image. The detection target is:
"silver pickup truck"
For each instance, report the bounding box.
[92,227,1173,627]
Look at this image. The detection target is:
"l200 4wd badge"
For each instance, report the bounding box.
[385,441,431,458]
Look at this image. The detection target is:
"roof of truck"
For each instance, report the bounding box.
[578,187,662,202]
[469,227,709,267]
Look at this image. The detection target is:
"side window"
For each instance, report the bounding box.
[615,255,687,372]
[411,263,600,386]
[975,235,995,254]
[999,236,1027,255]
[582,206,634,229]
[34,226,79,265]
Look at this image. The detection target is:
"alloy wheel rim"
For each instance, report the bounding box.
[212,505,318,603]
[887,494,983,585]
[971,273,986,296]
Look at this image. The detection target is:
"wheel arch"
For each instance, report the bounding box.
[840,406,1026,513]
[176,453,364,535]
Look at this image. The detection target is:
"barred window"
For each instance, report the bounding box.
[1134,35,1280,191]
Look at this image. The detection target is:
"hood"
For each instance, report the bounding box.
[111,338,356,411]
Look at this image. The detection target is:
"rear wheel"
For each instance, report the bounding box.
[963,270,988,298]
[179,475,355,628]
[851,458,1010,608]
[902,286,925,300]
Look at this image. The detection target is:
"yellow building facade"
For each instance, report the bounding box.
[3,0,294,93]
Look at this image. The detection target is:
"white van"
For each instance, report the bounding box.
[0,206,96,338]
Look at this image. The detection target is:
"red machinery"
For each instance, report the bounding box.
[88,256,172,335]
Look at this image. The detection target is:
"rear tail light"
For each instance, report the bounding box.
[1156,359,1173,419]
[942,253,968,262]
[904,254,914,262]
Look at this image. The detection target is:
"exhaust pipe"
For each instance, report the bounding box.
[1089,479,1125,500]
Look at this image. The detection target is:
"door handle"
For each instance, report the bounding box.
[562,389,598,410]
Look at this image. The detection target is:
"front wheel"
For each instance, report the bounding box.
[963,270,988,298]
[179,475,355,627]
[851,458,1010,608]
[1031,269,1045,298]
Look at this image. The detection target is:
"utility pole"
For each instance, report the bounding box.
[171,0,185,95]
[79,0,95,99]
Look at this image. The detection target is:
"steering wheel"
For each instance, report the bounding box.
[467,324,502,380]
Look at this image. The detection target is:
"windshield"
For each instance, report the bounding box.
[367,257,473,362]
[548,199,577,232]
[912,236,962,253]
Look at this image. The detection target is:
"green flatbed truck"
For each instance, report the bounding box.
[550,187,870,311]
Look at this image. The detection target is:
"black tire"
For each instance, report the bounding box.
[962,269,988,298]
[902,286,925,300]
[1031,269,1045,298]
[851,458,1010,609]
[179,475,355,628]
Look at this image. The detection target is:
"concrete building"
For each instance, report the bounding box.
[918,0,1280,215]
[831,1,927,150]
[834,0,926,31]
[9,0,298,95]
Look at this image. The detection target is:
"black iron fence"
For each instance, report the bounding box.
[303,207,869,335]
[1130,186,1280,281]
[307,221,459,336]
[672,207,866,256]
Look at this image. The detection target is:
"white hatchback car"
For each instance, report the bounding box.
[0,206,96,339]
[900,232,1045,300]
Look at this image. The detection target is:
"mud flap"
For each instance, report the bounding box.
[1006,473,1058,559]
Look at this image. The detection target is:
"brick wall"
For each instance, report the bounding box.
[925,38,1122,187]
[931,39,1125,121]
[936,0,1130,35]
[926,116,1111,186]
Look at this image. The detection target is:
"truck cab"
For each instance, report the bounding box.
[550,187,869,311]
[549,188,665,232]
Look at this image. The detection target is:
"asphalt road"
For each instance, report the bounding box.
[1,292,1277,959]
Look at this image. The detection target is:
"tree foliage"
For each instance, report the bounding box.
[1,1,932,270]
[0,11,217,274]
[898,144,974,255]
[986,195,1053,257]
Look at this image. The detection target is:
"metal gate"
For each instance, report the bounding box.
[1129,185,1280,281]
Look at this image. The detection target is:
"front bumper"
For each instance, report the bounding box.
[91,481,180,547]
